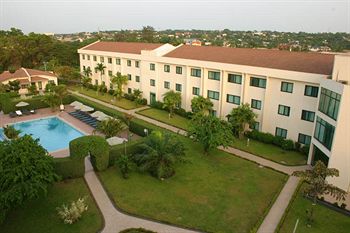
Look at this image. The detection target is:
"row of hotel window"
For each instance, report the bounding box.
[274,127,312,145]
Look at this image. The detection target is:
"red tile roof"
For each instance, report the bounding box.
[0,68,57,82]
[164,45,335,75]
[81,41,164,54]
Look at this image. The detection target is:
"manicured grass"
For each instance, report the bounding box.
[232,137,307,166]
[98,136,287,233]
[137,108,189,130]
[69,85,140,110]
[278,186,350,233]
[1,178,103,233]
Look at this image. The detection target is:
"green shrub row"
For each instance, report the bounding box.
[70,135,109,171]
[150,100,193,119]
[247,130,309,155]
[53,157,84,179]
[109,138,146,166]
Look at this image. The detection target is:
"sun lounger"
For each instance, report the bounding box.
[30,109,35,114]
[15,110,23,116]
[22,109,31,115]
[9,112,17,118]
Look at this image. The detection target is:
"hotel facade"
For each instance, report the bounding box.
[78,41,350,192]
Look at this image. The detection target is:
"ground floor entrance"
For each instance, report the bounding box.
[312,145,329,166]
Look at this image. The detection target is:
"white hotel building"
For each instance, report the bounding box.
[78,41,350,192]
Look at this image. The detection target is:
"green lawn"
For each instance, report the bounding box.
[69,85,140,110]
[137,108,189,130]
[278,186,350,233]
[1,178,103,233]
[98,136,287,233]
[232,137,307,166]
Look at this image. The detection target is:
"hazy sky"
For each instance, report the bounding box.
[0,0,349,33]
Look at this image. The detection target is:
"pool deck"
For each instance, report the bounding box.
[0,106,98,158]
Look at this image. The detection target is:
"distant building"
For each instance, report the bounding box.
[0,68,57,94]
[184,39,202,46]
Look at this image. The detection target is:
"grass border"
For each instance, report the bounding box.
[137,108,189,131]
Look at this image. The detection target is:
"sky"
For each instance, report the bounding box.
[0,0,349,34]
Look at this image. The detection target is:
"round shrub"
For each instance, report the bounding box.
[300,145,310,155]
[272,136,285,147]
[119,228,156,233]
[108,89,115,96]
[281,139,295,151]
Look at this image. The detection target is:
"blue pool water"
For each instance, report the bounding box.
[8,117,84,152]
[0,128,5,141]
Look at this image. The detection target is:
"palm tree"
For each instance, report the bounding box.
[43,93,60,111]
[53,84,68,105]
[293,161,346,226]
[191,95,213,115]
[134,131,185,179]
[95,118,125,138]
[3,125,21,139]
[81,76,92,88]
[227,103,257,139]
[122,113,134,141]
[94,63,106,85]
[162,90,181,118]
[110,72,128,99]
[82,66,92,78]
[133,89,143,106]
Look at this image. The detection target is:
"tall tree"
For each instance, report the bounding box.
[191,96,213,115]
[141,26,156,43]
[43,92,60,111]
[53,84,68,105]
[94,63,106,85]
[0,135,57,223]
[188,114,234,155]
[110,72,128,99]
[134,131,186,179]
[82,66,92,78]
[293,161,346,225]
[227,103,256,139]
[162,90,181,118]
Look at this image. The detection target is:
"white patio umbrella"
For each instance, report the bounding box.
[15,101,29,107]
[80,105,94,112]
[106,136,127,146]
[91,111,105,118]
[70,101,83,107]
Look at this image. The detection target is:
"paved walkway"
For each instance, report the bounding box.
[84,157,199,233]
[72,91,310,233]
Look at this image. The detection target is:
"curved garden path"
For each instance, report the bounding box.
[71,91,311,233]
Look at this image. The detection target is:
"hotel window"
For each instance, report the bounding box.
[226,94,240,105]
[164,65,170,73]
[192,87,200,96]
[127,60,131,66]
[150,63,155,71]
[275,127,287,139]
[116,58,121,65]
[318,88,341,120]
[108,57,112,64]
[191,68,201,77]
[208,71,220,81]
[176,83,182,92]
[93,56,96,61]
[251,99,262,110]
[127,74,131,81]
[164,81,170,89]
[314,116,335,150]
[208,90,219,100]
[150,79,155,86]
[228,74,242,84]
[278,105,290,116]
[304,85,319,97]
[100,56,104,62]
[250,77,266,88]
[95,80,98,85]
[82,54,85,60]
[176,66,183,74]
[108,70,112,76]
[83,65,86,70]
[301,110,315,122]
[281,81,293,93]
[128,88,132,94]
[135,76,140,82]
[135,61,140,68]
[298,133,311,145]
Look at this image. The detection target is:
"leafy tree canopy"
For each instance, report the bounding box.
[227,103,256,138]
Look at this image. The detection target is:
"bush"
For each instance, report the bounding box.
[173,107,192,119]
[295,142,301,151]
[108,89,115,96]
[53,158,84,179]
[56,197,88,224]
[109,138,145,166]
[340,203,347,209]
[281,139,295,151]
[300,145,310,155]
[92,84,98,91]
[272,136,285,147]
[119,228,156,233]
[150,101,163,109]
[70,136,109,171]
[124,93,135,101]
[139,98,147,105]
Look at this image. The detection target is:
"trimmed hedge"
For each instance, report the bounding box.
[53,157,84,179]
[119,228,156,233]
[70,135,109,171]
[109,138,145,166]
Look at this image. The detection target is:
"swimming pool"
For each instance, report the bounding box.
[6,117,85,152]
[0,128,5,141]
